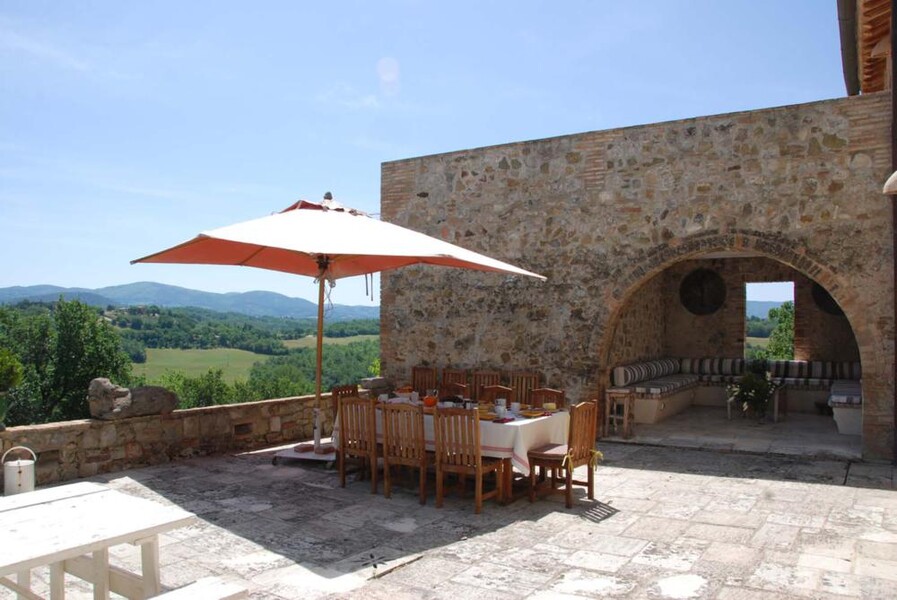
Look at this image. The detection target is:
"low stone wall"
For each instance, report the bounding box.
[0,393,336,487]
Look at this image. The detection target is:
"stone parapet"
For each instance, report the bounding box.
[0,393,335,486]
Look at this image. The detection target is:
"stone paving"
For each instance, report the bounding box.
[4,442,896,599]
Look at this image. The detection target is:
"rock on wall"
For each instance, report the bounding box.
[380,93,894,459]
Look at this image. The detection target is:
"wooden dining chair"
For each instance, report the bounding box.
[441,367,468,388]
[338,396,379,494]
[381,403,428,504]
[411,365,438,395]
[527,399,599,508]
[530,387,566,409]
[331,384,359,429]
[471,370,501,401]
[508,371,540,406]
[433,407,503,514]
[479,384,515,405]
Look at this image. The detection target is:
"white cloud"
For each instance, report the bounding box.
[376,56,400,97]
[315,82,381,110]
[0,22,90,72]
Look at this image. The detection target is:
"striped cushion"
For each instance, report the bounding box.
[679,357,701,374]
[829,379,862,406]
[700,374,742,384]
[786,361,811,379]
[634,374,698,396]
[834,362,861,380]
[768,360,789,378]
[697,357,745,375]
[612,358,679,387]
[769,360,861,386]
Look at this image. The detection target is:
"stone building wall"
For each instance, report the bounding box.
[793,277,860,361]
[605,273,666,372]
[380,92,894,459]
[0,394,334,487]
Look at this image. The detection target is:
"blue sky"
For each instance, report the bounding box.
[1,1,842,305]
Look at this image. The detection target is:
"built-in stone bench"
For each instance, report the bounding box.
[828,379,863,435]
[607,358,863,432]
[768,360,862,430]
[608,357,744,424]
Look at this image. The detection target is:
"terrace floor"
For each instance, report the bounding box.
[4,441,896,599]
[603,405,863,460]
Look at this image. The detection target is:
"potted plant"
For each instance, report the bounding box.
[727,367,778,422]
[0,348,24,431]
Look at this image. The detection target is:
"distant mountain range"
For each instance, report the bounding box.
[0,283,781,322]
[746,300,785,319]
[0,282,380,321]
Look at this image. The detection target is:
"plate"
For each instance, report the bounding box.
[519,410,547,418]
[479,413,497,421]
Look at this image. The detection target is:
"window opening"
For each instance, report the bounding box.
[745,281,794,361]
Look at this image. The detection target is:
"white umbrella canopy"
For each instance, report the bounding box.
[132,197,546,402]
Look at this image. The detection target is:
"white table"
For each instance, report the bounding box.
[0,481,195,600]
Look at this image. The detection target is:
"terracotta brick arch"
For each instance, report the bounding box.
[591,229,875,407]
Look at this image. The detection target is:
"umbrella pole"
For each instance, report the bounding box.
[316,277,324,405]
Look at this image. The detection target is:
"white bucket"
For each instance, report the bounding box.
[3,446,37,496]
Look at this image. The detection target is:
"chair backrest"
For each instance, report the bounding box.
[442,368,468,386]
[508,371,539,405]
[479,384,515,405]
[531,387,566,409]
[433,407,481,469]
[471,370,501,400]
[412,365,438,395]
[338,396,376,453]
[381,403,426,461]
[440,381,468,398]
[331,384,359,418]
[567,400,598,463]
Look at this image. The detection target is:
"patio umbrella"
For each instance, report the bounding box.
[132,196,545,404]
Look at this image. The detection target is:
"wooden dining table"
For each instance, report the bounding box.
[334,405,570,503]
[0,481,195,600]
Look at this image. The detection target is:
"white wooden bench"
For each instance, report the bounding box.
[154,576,247,599]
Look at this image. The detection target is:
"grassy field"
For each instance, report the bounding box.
[282,334,379,349]
[746,336,770,349]
[134,335,380,383]
[133,348,266,383]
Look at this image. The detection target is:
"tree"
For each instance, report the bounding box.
[1,300,132,424]
[160,369,234,408]
[765,301,794,360]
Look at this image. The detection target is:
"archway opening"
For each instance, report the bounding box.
[602,251,862,459]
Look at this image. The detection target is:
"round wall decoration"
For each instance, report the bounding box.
[679,268,726,315]
[811,282,844,316]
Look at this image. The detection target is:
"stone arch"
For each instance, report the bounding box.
[591,229,882,442]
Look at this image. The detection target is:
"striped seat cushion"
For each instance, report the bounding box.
[699,374,742,384]
[828,380,862,406]
[634,374,699,397]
